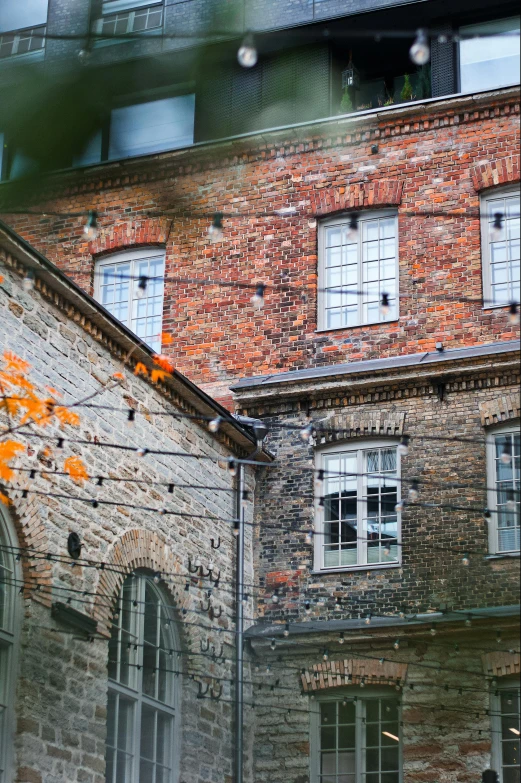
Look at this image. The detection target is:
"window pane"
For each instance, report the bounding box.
[140,705,156,761]
[460,18,520,93]
[109,95,195,160]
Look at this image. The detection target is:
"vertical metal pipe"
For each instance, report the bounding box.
[235,464,245,783]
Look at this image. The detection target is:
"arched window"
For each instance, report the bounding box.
[106,574,180,783]
[0,508,19,783]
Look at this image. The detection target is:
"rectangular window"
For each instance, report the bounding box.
[481,188,521,307]
[319,212,398,331]
[95,249,165,353]
[312,694,402,783]
[459,18,520,94]
[491,681,521,782]
[108,95,195,160]
[0,25,45,59]
[93,0,164,41]
[487,427,520,555]
[317,444,400,571]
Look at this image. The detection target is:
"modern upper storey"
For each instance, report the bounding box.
[0,0,519,179]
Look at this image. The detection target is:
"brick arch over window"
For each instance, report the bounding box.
[317,411,406,447]
[479,396,520,428]
[0,489,52,607]
[301,659,408,693]
[310,181,404,217]
[93,529,185,637]
[471,154,520,192]
[482,651,520,679]
[88,217,171,256]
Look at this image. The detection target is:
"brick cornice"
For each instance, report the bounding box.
[479,394,521,427]
[89,217,170,256]
[470,154,520,192]
[301,659,408,692]
[482,651,520,678]
[317,411,406,445]
[311,181,403,216]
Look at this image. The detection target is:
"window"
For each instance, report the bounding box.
[491,679,520,782]
[107,574,180,783]
[95,249,165,353]
[311,692,402,783]
[316,443,400,571]
[0,0,47,60]
[487,424,520,555]
[481,188,520,307]
[318,212,398,331]
[459,18,520,94]
[0,508,19,783]
[93,0,164,42]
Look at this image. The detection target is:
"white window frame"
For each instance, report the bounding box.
[106,573,181,783]
[94,248,166,354]
[491,677,521,782]
[310,689,403,783]
[459,17,521,94]
[0,507,21,783]
[0,25,46,61]
[481,186,521,308]
[317,210,399,332]
[486,421,520,555]
[92,0,164,42]
[314,440,402,573]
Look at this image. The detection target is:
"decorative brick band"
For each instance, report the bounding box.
[88,217,171,256]
[93,529,184,637]
[470,154,520,192]
[310,181,403,217]
[301,659,408,693]
[317,411,407,446]
[479,395,521,427]
[482,651,520,679]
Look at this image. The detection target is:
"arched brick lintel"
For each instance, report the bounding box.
[317,412,407,447]
[310,181,404,217]
[93,529,185,638]
[479,396,520,428]
[470,155,520,192]
[301,659,408,693]
[88,217,171,257]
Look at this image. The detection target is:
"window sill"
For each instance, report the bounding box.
[312,562,402,575]
[0,48,45,66]
[484,552,520,560]
[92,27,163,48]
[316,318,399,334]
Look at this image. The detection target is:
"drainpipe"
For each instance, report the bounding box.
[235,463,246,783]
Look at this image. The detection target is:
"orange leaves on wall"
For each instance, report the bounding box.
[63,456,89,484]
[0,441,25,482]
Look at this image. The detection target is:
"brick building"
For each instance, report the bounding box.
[0,0,520,781]
[0,219,268,783]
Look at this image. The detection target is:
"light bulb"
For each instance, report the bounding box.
[228,458,238,477]
[305,530,314,545]
[430,625,437,636]
[346,213,359,241]
[509,301,520,325]
[397,435,410,457]
[408,481,419,502]
[410,29,430,65]
[323,650,329,661]
[501,442,512,465]
[379,657,385,665]
[496,631,502,644]
[270,639,276,651]
[23,269,35,292]
[136,447,147,457]
[154,572,161,584]
[380,292,391,318]
[272,591,279,604]
[233,520,240,537]
[84,210,99,240]
[251,283,266,310]
[395,501,405,513]
[208,212,224,243]
[305,601,311,614]
[465,616,472,627]
[237,33,258,68]
[127,409,136,425]
[393,639,400,650]
[462,553,470,566]
[360,677,366,688]
[300,423,314,442]
[490,212,504,242]
[283,623,290,638]
[384,545,391,557]
[208,417,221,434]
[506,490,516,512]
[136,276,148,300]
[339,633,345,645]
[365,614,372,625]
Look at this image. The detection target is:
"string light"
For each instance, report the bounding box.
[394,500,405,513]
[22,269,35,292]
[430,625,437,636]
[408,480,420,502]
[136,276,148,300]
[83,210,99,240]
[506,489,516,512]
[509,301,520,325]
[283,623,290,638]
[462,553,470,566]
[227,458,238,478]
[380,292,391,318]
[237,32,258,68]
[233,519,240,537]
[300,423,314,443]
[346,213,359,241]
[339,633,345,645]
[410,28,430,65]
[323,649,329,662]
[127,409,135,425]
[490,212,504,242]
[365,614,372,625]
[136,447,147,457]
[393,639,400,650]
[305,601,312,615]
[208,213,224,243]
[465,616,472,628]
[500,441,512,465]
[251,283,266,310]
[270,639,277,651]
[272,590,280,604]
[397,435,410,457]
[208,416,222,434]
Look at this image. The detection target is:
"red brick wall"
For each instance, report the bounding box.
[3,90,520,404]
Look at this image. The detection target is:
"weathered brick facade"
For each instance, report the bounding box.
[0,225,262,783]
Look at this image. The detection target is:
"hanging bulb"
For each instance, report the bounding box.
[305,530,314,545]
[318,496,325,508]
[272,590,280,604]
[408,480,419,502]
[208,212,224,243]
[237,32,258,68]
[23,269,35,292]
[384,544,391,557]
[316,469,325,485]
[342,698,348,707]
[283,623,290,638]
[365,614,372,625]
[84,210,99,240]
[251,283,266,310]
[300,423,314,442]
[380,292,391,318]
[154,572,161,584]
[346,213,359,241]
[430,625,437,636]
[506,489,516,512]
[462,553,470,567]
[496,631,502,644]
[410,28,430,65]
[454,643,460,654]
[323,649,329,661]
[397,435,410,457]
[339,632,345,645]
[136,447,147,457]
[305,600,312,614]
[335,596,343,609]
[360,677,366,688]
[465,615,472,627]
[509,301,520,325]
[501,441,512,465]
[227,458,238,477]
[395,500,405,513]
[136,276,148,300]
[233,519,240,537]
[127,409,136,425]
[490,212,504,242]
[270,638,277,651]
[399,610,406,619]
[379,657,385,665]
[484,508,492,520]
[208,416,222,434]
[393,639,400,650]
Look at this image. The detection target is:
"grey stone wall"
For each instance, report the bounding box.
[0,252,256,783]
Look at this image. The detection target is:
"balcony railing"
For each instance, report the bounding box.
[0,25,46,60]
